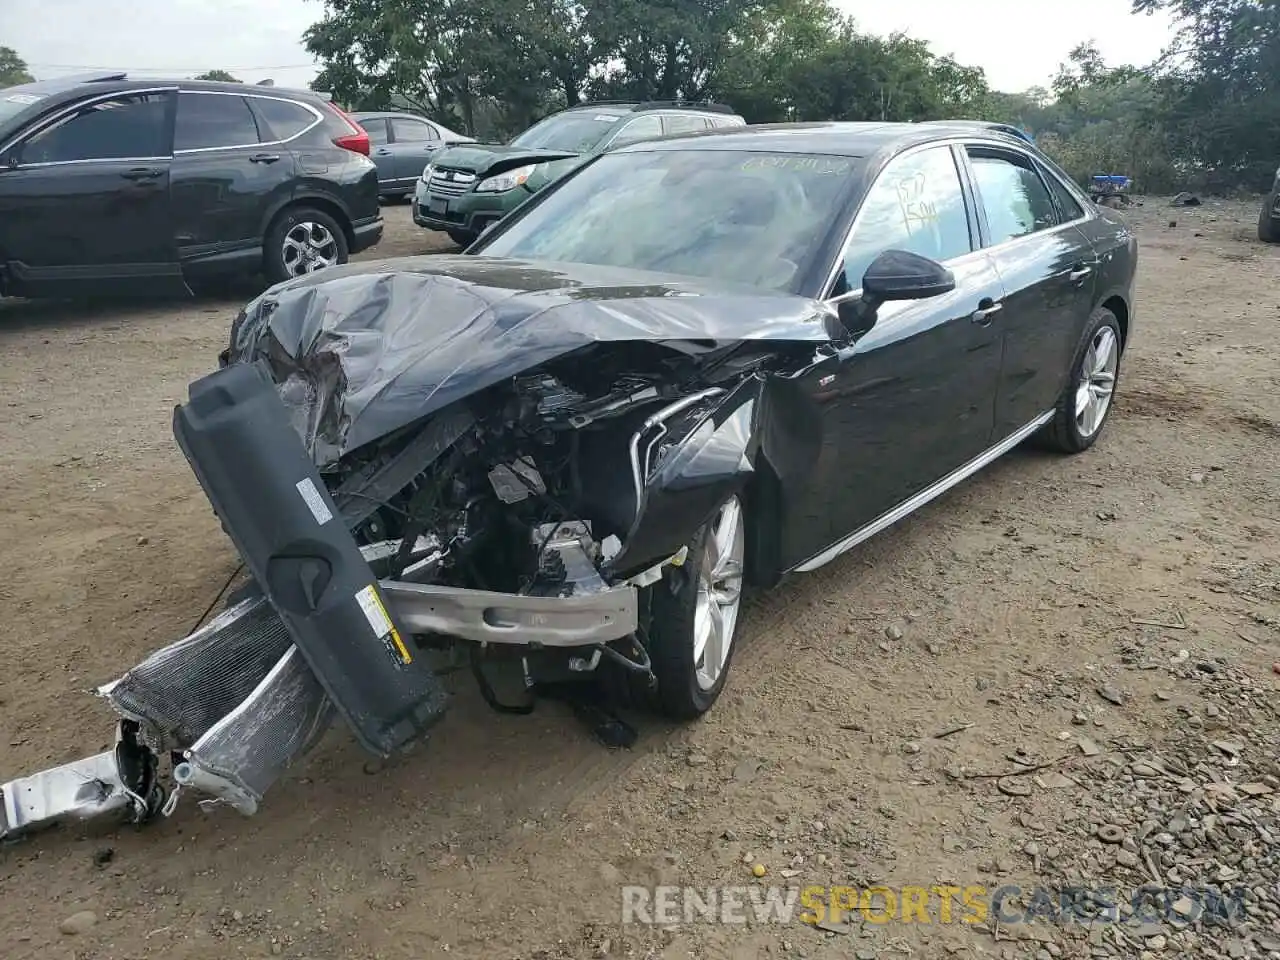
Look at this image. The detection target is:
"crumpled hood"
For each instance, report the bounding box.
[428,143,577,177]
[227,254,831,465]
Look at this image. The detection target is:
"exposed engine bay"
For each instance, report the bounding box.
[0,259,829,842]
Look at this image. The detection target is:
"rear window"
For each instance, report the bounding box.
[175,93,260,150]
[355,116,389,145]
[251,97,319,141]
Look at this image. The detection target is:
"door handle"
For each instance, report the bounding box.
[970,300,1003,326]
[374,149,392,156]
[1068,264,1093,283]
[120,167,162,181]
[249,153,281,164]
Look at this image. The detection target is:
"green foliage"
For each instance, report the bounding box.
[304,0,996,139]
[0,46,34,87]
[303,0,1279,190]
[194,70,242,83]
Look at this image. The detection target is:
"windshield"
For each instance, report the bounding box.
[0,89,46,126]
[477,149,859,293]
[508,111,624,153]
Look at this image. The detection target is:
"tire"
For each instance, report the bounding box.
[643,495,747,720]
[1258,197,1279,243]
[447,230,473,247]
[1037,306,1123,454]
[263,206,350,285]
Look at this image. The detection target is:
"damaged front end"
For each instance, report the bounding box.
[2,263,825,840]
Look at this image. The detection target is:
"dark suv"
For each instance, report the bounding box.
[413,100,745,245]
[0,73,383,298]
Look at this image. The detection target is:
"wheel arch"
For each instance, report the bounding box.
[262,194,356,251]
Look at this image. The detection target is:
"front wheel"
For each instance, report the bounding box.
[1037,306,1123,453]
[1258,196,1280,243]
[263,206,349,284]
[643,495,747,720]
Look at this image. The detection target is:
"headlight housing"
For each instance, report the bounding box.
[475,164,536,193]
[420,164,434,184]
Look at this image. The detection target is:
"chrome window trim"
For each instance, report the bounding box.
[0,86,177,163]
[172,90,324,155]
[819,134,1095,301]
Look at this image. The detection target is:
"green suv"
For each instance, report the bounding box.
[412,101,745,245]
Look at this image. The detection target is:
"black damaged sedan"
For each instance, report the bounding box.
[2,122,1139,835]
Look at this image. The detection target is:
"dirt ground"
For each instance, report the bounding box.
[1,198,1278,960]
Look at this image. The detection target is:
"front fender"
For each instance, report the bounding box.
[606,377,763,577]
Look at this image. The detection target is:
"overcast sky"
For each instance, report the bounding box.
[2,0,1177,94]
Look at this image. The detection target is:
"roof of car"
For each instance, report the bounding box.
[561,100,739,116]
[613,120,1035,157]
[1,73,328,101]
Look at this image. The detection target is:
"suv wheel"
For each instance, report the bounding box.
[264,206,349,283]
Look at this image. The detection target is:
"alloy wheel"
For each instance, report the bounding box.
[282,222,340,278]
[692,496,745,691]
[1075,325,1118,439]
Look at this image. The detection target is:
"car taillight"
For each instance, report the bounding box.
[327,104,370,156]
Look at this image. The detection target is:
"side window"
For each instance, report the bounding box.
[252,97,320,142]
[391,118,438,143]
[609,114,663,148]
[174,93,260,151]
[1038,162,1086,222]
[968,151,1060,244]
[19,93,170,164]
[663,114,708,135]
[839,145,973,292]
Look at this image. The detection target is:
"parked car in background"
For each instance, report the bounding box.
[413,100,745,246]
[1258,164,1280,243]
[0,73,382,298]
[350,111,475,202]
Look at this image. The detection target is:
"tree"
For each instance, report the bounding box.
[1131,0,1280,184]
[0,46,34,87]
[194,69,242,82]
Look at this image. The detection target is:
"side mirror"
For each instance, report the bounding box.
[861,249,956,305]
[834,249,955,338]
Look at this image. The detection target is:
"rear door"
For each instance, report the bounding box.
[960,143,1099,439]
[170,91,300,277]
[0,88,183,297]
[361,117,396,190]
[388,116,442,186]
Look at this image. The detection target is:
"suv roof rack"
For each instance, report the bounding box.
[633,100,737,114]
[65,72,129,84]
[566,99,738,115]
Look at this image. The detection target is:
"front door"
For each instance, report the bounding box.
[779,143,1005,570]
[0,89,183,297]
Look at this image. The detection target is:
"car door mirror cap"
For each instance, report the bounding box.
[859,249,956,307]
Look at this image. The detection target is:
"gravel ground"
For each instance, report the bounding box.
[0,199,1277,960]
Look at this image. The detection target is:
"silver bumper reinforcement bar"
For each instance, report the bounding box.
[0,576,643,841]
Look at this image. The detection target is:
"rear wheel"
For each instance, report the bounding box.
[1258,195,1280,243]
[1037,306,1123,453]
[264,206,349,284]
[643,495,747,720]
